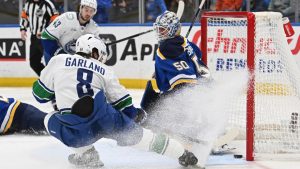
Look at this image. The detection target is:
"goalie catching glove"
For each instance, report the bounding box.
[198,65,211,79]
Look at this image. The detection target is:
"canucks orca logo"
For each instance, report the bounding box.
[65,39,77,54]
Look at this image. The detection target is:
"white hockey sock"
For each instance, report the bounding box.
[132,128,185,159]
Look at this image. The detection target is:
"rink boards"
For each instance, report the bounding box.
[1,24,300,88]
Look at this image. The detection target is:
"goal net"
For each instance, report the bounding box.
[201,11,300,160]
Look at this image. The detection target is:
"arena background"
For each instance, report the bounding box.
[1,24,300,88]
[1,0,299,88]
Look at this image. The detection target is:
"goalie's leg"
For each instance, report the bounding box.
[140,80,161,113]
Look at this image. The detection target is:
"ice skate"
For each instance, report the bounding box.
[68,146,104,168]
[178,150,199,167]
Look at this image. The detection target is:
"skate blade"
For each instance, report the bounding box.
[186,164,205,169]
[72,161,104,169]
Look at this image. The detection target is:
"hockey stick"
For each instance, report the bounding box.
[106,29,154,46]
[176,0,185,21]
[106,0,185,46]
[145,121,239,147]
[185,0,207,38]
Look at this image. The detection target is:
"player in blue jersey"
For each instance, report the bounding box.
[140,11,213,168]
[0,96,46,135]
[141,10,210,113]
[34,34,199,168]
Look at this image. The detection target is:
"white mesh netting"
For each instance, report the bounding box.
[204,12,300,156]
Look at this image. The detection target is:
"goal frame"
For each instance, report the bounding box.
[200,11,256,161]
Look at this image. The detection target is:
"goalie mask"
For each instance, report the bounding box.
[76,34,108,63]
[153,11,181,41]
[80,0,97,15]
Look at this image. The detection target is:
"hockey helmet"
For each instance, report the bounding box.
[153,11,181,41]
[76,34,108,63]
[80,0,97,14]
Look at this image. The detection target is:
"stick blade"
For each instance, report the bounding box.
[176,0,185,19]
[213,128,239,148]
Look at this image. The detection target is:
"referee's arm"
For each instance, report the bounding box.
[20,2,29,41]
[45,0,59,23]
[39,0,59,38]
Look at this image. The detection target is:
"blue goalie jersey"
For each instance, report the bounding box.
[0,96,20,134]
[153,36,206,93]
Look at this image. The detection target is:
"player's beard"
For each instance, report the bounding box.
[80,13,92,23]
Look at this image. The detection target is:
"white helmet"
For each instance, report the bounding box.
[153,11,181,41]
[76,34,108,63]
[80,0,97,14]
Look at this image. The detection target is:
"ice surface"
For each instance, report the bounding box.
[0,87,299,169]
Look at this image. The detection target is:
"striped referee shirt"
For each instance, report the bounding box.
[20,0,59,36]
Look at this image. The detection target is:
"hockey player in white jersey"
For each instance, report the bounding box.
[33,34,199,168]
[41,0,100,64]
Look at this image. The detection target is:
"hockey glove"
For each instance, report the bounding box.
[134,108,148,124]
[51,98,59,111]
[198,65,211,79]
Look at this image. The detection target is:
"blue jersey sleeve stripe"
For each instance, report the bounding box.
[150,79,160,93]
[0,100,19,133]
[3,101,21,133]
[181,37,188,48]
[169,74,197,85]
[169,79,197,91]
[157,48,166,60]
[0,97,14,130]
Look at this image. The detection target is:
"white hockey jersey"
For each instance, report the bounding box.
[43,12,100,54]
[32,54,133,112]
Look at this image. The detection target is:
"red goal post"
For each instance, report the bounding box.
[201,11,300,161]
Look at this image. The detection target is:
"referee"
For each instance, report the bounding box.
[20,0,59,76]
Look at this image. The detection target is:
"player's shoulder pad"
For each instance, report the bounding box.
[87,19,99,28]
[60,12,77,22]
[90,19,97,25]
[49,53,68,63]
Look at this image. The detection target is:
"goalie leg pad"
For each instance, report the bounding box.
[140,80,161,112]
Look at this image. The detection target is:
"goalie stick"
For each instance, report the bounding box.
[106,0,185,46]
[185,0,207,38]
[145,121,239,150]
[213,128,239,149]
